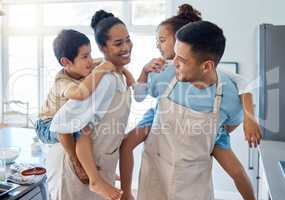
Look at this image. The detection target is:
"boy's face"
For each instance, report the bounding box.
[173,40,204,82]
[64,44,93,79]
[102,24,133,68]
[156,25,176,60]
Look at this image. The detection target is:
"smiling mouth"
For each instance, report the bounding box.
[119,52,131,58]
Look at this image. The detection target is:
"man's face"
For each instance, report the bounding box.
[173,40,204,83]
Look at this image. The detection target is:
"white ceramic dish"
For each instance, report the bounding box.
[0,147,21,164]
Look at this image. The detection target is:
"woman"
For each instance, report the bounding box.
[47,10,133,200]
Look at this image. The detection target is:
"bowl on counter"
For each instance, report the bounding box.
[0,147,21,164]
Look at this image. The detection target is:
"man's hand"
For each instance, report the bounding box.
[120,192,135,200]
[70,156,89,184]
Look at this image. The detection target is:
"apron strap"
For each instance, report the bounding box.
[161,77,177,98]
[213,73,223,114]
[161,74,222,113]
[211,73,223,151]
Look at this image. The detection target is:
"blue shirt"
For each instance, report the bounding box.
[138,62,243,149]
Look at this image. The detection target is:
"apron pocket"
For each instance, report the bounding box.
[155,151,174,196]
[176,132,213,161]
[174,160,214,200]
[138,152,167,200]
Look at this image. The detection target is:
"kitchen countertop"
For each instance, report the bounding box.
[0,127,47,200]
[259,140,285,200]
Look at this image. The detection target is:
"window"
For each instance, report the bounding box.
[8,36,38,113]
[131,0,166,25]
[2,0,168,117]
[43,2,123,26]
[8,5,37,28]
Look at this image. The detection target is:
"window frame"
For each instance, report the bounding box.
[0,0,173,113]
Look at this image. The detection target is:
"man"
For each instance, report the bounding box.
[120,21,244,200]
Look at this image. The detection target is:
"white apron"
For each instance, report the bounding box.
[47,74,131,200]
[137,76,222,200]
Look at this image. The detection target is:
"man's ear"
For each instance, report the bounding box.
[202,60,215,73]
[60,57,71,66]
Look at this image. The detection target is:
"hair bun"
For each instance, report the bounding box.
[91,10,114,30]
[178,4,201,21]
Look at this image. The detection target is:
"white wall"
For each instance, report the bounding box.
[174,0,285,199]
[175,0,285,80]
[0,3,3,118]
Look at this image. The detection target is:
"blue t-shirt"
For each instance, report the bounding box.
[138,62,243,149]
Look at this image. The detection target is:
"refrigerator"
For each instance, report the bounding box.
[251,23,285,200]
[259,23,285,141]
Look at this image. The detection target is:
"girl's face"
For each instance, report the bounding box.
[101,24,133,68]
[156,25,176,60]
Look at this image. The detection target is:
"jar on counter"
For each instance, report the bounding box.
[31,137,42,157]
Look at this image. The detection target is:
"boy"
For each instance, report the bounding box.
[35,29,125,200]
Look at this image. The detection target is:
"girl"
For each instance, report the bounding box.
[120,4,261,200]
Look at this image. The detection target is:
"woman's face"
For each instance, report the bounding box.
[101,24,133,68]
[156,24,176,60]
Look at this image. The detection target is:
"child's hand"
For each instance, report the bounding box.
[96,61,116,73]
[143,58,165,74]
[122,68,135,87]
[243,116,262,148]
[120,192,135,200]
[93,57,104,66]
[70,156,89,184]
[137,58,165,83]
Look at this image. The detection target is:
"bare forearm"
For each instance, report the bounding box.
[240,92,262,147]
[240,93,255,119]
[68,71,105,100]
